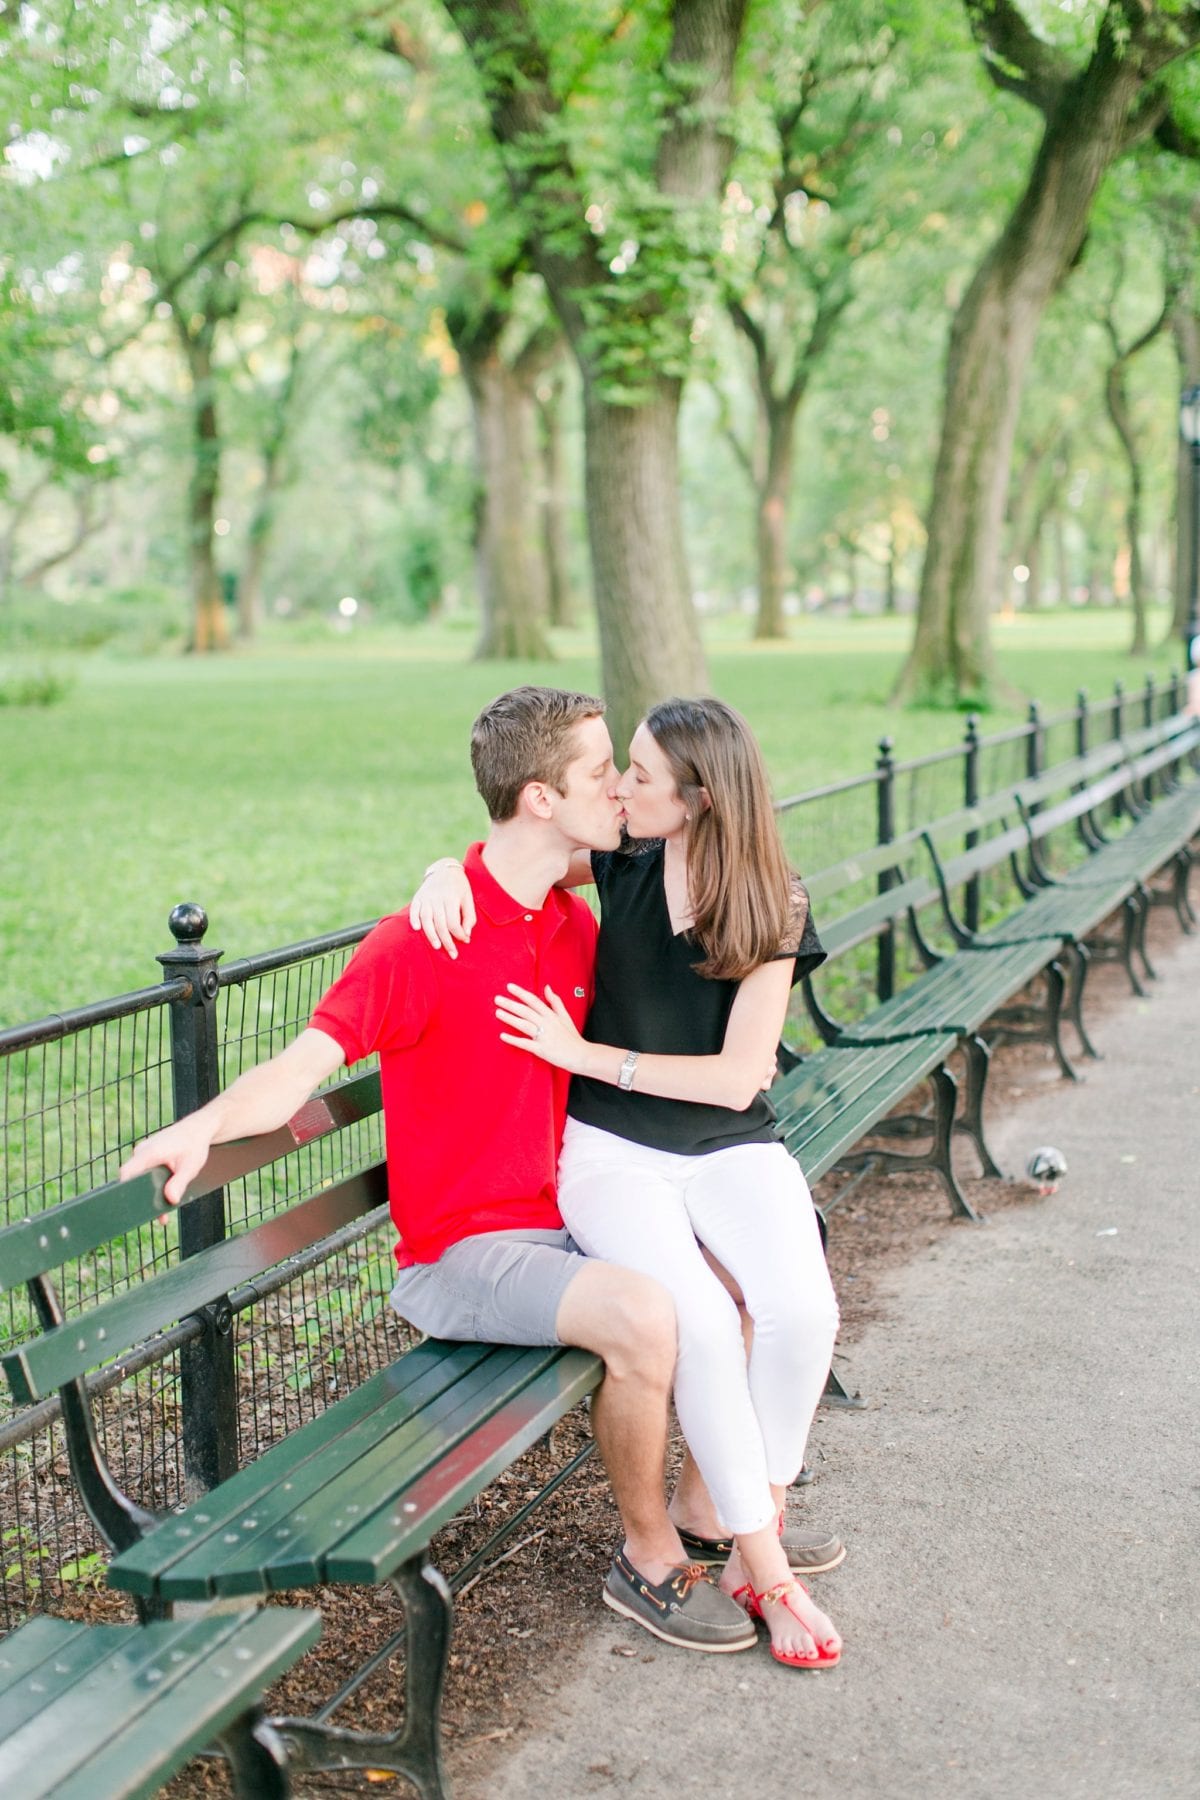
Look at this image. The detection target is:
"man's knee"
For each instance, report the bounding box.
[557,1262,677,1383]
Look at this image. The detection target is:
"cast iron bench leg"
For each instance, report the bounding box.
[275,1557,453,1800]
[836,1068,982,1224]
[1119,896,1148,998]
[220,1713,294,1800]
[1178,849,1196,930]
[1134,885,1157,982]
[927,1063,981,1222]
[957,1034,1004,1176]
[1044,959,1079,1083]
[1067,945,1101,1061]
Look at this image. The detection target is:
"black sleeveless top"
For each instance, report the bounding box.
[567,840,826,1155]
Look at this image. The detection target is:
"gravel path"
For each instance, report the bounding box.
[464,923,1200,1800]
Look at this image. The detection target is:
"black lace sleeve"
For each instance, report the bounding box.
[772,873,827,982]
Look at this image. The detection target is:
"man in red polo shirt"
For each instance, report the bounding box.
[121,687,754,1655]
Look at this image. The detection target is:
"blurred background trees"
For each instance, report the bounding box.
[2,0,1198,723]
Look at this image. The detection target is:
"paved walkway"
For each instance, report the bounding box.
[463,924,1200,1800]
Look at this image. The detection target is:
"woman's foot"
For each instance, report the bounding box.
[756,1578,841,1668]
[720,1540,841,1667]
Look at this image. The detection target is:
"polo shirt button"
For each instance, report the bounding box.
[524,914,533,921]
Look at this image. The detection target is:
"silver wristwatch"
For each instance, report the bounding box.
[617,1049,640,1091]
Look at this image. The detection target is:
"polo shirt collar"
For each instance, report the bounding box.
[465,842,559,927]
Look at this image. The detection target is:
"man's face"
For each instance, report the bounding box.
[550,715,625,851]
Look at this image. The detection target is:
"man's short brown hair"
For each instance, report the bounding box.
[470,686,606,822]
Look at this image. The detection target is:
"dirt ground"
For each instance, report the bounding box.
[66,904,1175,1799]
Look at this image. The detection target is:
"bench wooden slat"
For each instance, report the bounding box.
[814,869,940,958]
[0,1608,320,1800]
[109,1344,602,1601]
[976,882,1128,947]
[831,940,1056,1043]
[924,817,1030,893]
[182,1348,557,1598]
[0,1169,171,1293]
[328,1348,602,1584]
[2,1166,388,1405]
[775,1034,958,1184]
[107,1338,501,1598]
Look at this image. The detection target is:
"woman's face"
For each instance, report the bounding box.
[615,723,691,841]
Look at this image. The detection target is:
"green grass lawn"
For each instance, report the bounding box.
[0,606,1180,1026]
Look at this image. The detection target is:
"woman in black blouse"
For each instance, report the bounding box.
[415,698,842,1671]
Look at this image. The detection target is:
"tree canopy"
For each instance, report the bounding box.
[2,0,1198,722]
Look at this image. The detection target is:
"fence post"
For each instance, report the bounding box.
[963,713,980,933]
[1026,700,1042,781]
[1111,680,1125,817]
[1076,688,1088,760]
[1143,675,1156,800]
[876,737,895,1003]
[1169,669,1181,718]
[157,903,238,1495]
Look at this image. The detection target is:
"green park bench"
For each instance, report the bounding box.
[0,1607,321,1800]
[0,1071,601,1800]
[922,713,1200,1000]
[774,714,1200,1250]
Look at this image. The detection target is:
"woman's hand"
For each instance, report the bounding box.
[496,984,591,1075]
[410,860,475,957]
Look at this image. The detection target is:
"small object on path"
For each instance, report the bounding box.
[1026,1145,1067,1194]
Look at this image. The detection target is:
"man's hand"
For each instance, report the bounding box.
[120,1114,217,1208]
[117,1029,346,1214]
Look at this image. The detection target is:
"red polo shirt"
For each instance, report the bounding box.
[310,844,598,1266]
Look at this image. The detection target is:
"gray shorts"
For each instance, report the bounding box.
[388,1228,588,1346]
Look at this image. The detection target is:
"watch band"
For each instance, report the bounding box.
[617,1049,640,1091]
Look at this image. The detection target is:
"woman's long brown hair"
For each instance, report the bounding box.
[644,697,792,981]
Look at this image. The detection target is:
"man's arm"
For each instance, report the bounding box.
[119,1027,347,1205]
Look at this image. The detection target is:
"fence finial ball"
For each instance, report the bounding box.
[168,902,208,944]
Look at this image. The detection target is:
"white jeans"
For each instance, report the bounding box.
[558,1118,840,1536]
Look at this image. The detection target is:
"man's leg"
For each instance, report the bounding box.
[555,1260,756,1654]
[554,1259,685,1583]
[390,1231,755,1650]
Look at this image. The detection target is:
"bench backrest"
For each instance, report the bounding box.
[0,1070,387,1408]
[794,713,1199,1034]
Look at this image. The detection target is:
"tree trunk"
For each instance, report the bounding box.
[1023,525,1042,611]
[239,338,302,640]
[536,371,575,628]
[239,471,275,641]
[460,342,551,660]
[1171,306,1200,640]
[754,396,799,640]
[1053,511,1071,606]
[440,0,743,732]
[180,331,229,653]
[1105,358,1149,655]
[885,521,898,615]
[894,43,1147,705]
[0,476,50,598]
[581,373,707,752]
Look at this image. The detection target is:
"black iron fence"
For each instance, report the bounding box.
[0,674,1185,1630]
